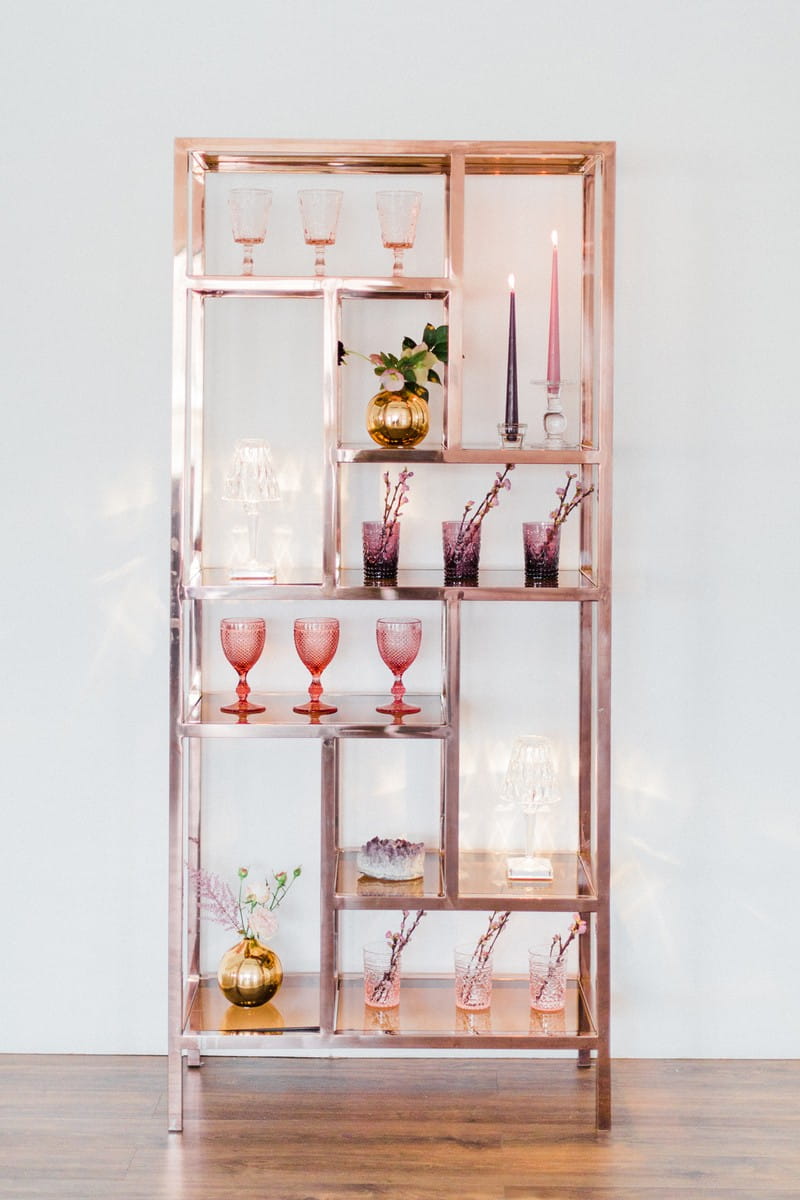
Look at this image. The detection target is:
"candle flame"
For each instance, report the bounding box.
[551,230,558,247]
[508,273,515,290]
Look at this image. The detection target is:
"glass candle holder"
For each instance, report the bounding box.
[454,944,493,1012]
[362,521,400,586]
[523,521,561,586]
[363,941,401,1009]
[528,949,567,1013]
[497,421,527,449]
[442,521,481,586]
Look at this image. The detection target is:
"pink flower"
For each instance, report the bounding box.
[379,367,405,392]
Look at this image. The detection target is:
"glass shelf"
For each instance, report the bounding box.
[335,850,444,905]
[458,851,597,909]
[183,568,600,601]
[186,974,321,1036]
[336,445,602,465]
[332,851,596,909]
[183,567,324,600]
[335,976,596,1043]
[337,568,599,600]
[181,693,448,738]
[188,274,452,298]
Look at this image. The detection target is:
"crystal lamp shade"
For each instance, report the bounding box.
[222,439,280,507]
[501,734,560,815]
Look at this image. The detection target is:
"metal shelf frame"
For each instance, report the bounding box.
[169,138,614,1132]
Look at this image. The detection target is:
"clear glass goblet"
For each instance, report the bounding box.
[228,188,273,275]
[292,618,340,715]
[376,190,422,276]
[375,618,422,716]
[220,618,266,715]
[298,189,343,276]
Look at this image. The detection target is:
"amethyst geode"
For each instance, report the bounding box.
[356,835,425,880]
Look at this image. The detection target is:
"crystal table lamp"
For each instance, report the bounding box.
[222,439,280,581]
[501,735,560,881]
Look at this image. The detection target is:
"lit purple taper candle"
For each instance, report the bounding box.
[504,273,518,430]
[547,231,560,396]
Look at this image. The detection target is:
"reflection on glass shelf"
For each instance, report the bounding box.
[185,567,323,597]
[459,851,596,904]
[335,976,595,1040]
[186,974,320,1035]
[336,568,597,596]
[453,442,599,459]
[336,849,443,900]
[182,693,447,736]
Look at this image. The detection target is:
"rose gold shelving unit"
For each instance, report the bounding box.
[169,139,615,1131]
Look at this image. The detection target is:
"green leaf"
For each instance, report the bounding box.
[402,335,416,351]
[427,369,441,386]
[431,325,448,362]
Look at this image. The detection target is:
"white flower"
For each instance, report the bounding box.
[249,909,279,942]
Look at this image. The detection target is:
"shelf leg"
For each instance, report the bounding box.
[167,1047,184,1133]
[577,1048,592,1069]
[596,1055,612,1130]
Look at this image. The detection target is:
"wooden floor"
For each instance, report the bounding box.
[1,1056,798,1198]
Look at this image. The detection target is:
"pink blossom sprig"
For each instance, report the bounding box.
[533,912,587,1005]
[378,468,413,549]
[371,909,427,1004]
[549,912,587,963]
[460,911,510,1005]
[194,868,239,935]
[457,465,514,541]
[549,472,594,530]
[191,864,301,943]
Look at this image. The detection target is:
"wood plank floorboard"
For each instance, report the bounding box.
[0,1056,798,1198]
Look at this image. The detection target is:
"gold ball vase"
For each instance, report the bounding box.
[366,384,429,449]
[217,937,283,1007]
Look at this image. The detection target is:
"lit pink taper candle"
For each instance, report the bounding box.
[547,230,560,396]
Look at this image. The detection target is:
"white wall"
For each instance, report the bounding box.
[1,0,797,1056]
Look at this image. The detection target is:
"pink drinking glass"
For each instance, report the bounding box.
[375,618,422,716]
[220,618,266,715]
[292,618,340,715]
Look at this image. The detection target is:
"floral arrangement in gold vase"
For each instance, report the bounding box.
[194,864,301,1008]
[338,322,448,449]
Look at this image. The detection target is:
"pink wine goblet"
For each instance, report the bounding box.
[375,618,422,716]
[292,618,340,715]
[220,618,266,715]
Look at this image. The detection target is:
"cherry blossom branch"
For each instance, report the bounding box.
[457,465,514,540]
[371,909,427,1004]
[461,911,510,1005]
